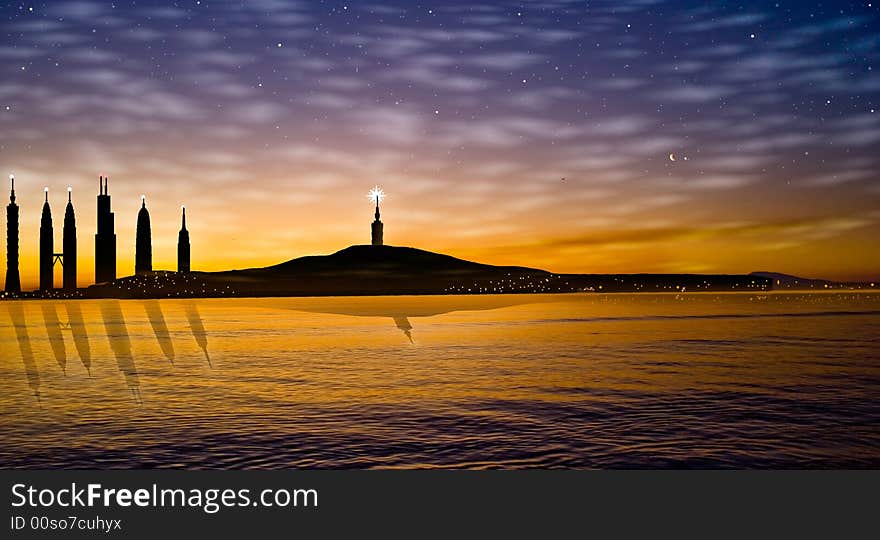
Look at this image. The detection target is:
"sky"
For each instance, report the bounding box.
[1,0,879,289]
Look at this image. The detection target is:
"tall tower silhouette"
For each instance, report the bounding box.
[39,187,54,291]
[94,176,116,283]
[371,196,384,246]
[135,195,152,275]
[4,174,21,293]
[178,206,190,273]
[63,187,77,290]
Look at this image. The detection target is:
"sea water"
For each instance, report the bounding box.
[1,292,878,468]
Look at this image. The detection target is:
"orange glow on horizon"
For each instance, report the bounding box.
[2,170,879,290]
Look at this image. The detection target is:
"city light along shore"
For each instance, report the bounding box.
[3,176,876,300]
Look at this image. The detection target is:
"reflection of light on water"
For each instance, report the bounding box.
[0,292,879,468]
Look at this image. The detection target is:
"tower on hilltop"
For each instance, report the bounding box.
[369,186,384,246]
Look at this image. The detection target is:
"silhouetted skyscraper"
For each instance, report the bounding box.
[178,206,190,273]
[5,174,21,294]
[95,176,116,283]
[63,187,77,291]
[135,195,152,275]
[40,187,53,291]
[371,197,384,246]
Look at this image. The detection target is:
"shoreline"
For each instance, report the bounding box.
[3,288,879,302]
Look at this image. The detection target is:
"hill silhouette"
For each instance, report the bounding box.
[195,245,773,296]
[262,245,544,275]
[204,245,551,296]
[82,245,777,298]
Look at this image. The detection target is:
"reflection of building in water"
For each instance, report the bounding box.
[40,303,67,374]
[393,316,413,343]
[269,296,551,343]
[9,303,40,402]
[99,300,141,403]
[64,302,91,375]
[184,302,210,366]
[144,300,175,364]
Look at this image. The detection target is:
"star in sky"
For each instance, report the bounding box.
[0,1,878,285]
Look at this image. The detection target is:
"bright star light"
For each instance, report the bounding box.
[367,185,385,204]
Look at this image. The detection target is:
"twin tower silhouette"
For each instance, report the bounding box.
[4,176,387,294]
[4,175,190,293]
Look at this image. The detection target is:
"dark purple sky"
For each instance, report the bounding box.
[1,1,878,284]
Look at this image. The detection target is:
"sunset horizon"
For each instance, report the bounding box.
[2,2,879,288]
[1,2,878,528]
[3,173,879,290]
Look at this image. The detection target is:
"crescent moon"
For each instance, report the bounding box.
[669,153,676,162]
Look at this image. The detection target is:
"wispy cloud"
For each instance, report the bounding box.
[1,0,878,282]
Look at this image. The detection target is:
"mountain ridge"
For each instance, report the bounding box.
[223,245,549,276]
[78,244,782,298]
